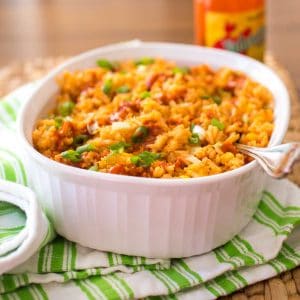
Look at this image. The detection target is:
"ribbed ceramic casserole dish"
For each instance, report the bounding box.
[18,41,290,258]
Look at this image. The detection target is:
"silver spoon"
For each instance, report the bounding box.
[236,142,300,178]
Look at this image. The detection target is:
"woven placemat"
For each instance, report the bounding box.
[0,54,299,300]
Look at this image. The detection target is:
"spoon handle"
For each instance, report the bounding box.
[236,143,300,178]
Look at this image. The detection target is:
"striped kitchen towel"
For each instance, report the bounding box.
[0,83,300,299]
[0,179,55,275]
[0,83,56,275]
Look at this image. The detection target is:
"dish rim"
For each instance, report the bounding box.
[17,40,290,186]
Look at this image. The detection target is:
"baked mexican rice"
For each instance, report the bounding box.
[32,57,274,178]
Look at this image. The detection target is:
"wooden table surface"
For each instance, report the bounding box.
[0,0,299,93]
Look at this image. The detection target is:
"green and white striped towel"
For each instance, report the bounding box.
[0,83,300,300]
[0,84,55,275]
[0,179,55,275]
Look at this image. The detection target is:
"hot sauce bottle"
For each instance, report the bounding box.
[194,0,265,61]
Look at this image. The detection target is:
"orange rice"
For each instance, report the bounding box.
[32,58,274,178]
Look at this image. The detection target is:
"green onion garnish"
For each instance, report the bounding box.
[73,134,89,146]
[76,144,95,154]
[54,116,64,129]
[61,150,81,162]
[109,141,130,153]
[89,165,99,171]
[130,151,160,167]
[211,118,225,130]
[212,96,222,105]
[200,95,211,100]
[140,91,151,99]
[102,79,113,95]
[131,126,149,143]
[58,101,75,117]
[130,156,140,165]
[96,59,114,71]
[135,57,154,66]
[173,66,189,75]
[189,133,200,145]
[116,85,130,94]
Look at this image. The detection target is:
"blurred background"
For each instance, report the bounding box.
[0,0,299,91]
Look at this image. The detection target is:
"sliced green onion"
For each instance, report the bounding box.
[190,123,195,132]
[212,95,222,105]
[140,91,151,99]
[54,116,64,129]
[189,133,200,145]
[109,141,130,153]
[58,101,75,117]
[116,85,130,94]
[131,126,149,143]
[76,144,95,154]
[192,124,205,138]
[102,79,113,95]
[96,59,114,70]
[73,134,89,146]
[89,165,98,171]
[135,57,154,66]
[130,151,160,167]
[130,156,140,165]
[173,66,189,75]
[211,118,225,130]
[61,150,81,162]
[200,95,211,100]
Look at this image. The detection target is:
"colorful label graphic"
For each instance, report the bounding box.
[205,8,265,60]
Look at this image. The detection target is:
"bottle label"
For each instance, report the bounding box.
[205,7,265,60]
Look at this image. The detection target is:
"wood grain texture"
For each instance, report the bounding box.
[0,0,299,91]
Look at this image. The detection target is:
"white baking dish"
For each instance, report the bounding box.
[18,41,290,258]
